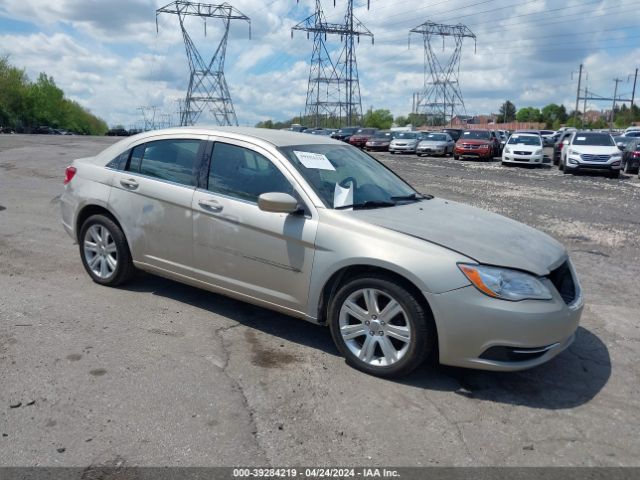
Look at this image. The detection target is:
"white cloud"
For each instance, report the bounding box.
[0,0,639,126]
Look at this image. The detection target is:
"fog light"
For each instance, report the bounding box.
[568,158,578,165]
[611,161,621,166]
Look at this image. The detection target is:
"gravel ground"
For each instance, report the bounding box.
[1,134,639,468]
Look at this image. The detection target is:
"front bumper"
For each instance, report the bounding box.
[455,148,492,158]
[389,145,417,153]
[565,158,621,172]
[502,153,544,164]
[417,146,446,155]
[424,282,583,371]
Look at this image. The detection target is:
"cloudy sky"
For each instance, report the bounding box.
[1,0,639,128]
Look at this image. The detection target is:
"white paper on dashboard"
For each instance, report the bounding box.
[333,182,354,209]
[293,151,336,170]
[576,136,586,141]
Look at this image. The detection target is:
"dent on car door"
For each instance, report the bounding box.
[192,140,318,313]
[108,137,204,276]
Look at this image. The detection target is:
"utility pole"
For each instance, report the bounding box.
[611,77,622,130]
[156,1,251,126]
[409,21,476,127]
[629,68,638,112]
[573,64,583,127]
[293,0,373,127]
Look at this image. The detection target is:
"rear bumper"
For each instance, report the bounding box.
[424,284,583,371]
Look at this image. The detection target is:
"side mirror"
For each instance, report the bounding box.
[258,192,300,214]
[617,142,625,151]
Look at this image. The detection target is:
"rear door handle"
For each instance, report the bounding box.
[198,198,223,212]
[120,178,139,189]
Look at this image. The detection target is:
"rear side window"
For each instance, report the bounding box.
[208,143,293,202]
[127,139,201,186]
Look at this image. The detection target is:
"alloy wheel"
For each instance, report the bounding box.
[338,288,411,367]
[83,224,118,280]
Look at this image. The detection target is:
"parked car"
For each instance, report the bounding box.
[287,124,308,132]
[331,126,361,142]
[107,128,130,137]
[502,133,544,167]
[61,126,583,377]
[620,138,640,174]
[622,130,640,138]
[34,125,55,134]
[442,128,464,142]
[416,132,455,156]
[454,130,496,160]
[309,129,337,137]
[490,130,503,154]
[553,129,576,165]
[389,131,426,154]
[364,131,394,151]
[559,131,622,178]
[348,128,379,148]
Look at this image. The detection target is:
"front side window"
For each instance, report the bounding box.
[127,139,200,186]
[208,142,293,202]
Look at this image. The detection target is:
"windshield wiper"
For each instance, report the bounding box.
[335,200,397,210]
[390,192,434,201]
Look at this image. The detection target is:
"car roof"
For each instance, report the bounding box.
[128,126,340,148]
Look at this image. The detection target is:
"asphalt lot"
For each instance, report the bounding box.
[1,134,640,468]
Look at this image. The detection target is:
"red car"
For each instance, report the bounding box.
[348,128,379,148]
[454,130,496,160]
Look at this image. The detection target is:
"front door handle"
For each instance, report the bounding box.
[198,198,223,212]
[120,178,139,189]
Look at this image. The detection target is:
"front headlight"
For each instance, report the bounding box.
[611,153,622,159]
[458,264,552,301]
[504,147,511,153]
[534,149,543,155]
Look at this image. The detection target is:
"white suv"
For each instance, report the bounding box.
[560,131,622,178]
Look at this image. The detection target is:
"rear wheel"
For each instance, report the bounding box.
[329,275,436,378]
[79,214,135,286]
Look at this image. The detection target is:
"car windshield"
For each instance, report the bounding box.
[461,131,490,140]
[338,128,358,134]
[573,133,615,146]
[394,132,418,139]
[507,135,541,146]
[279,144,418,209]
[371,133,392,140]
[424,134,448,141]
[355,128,377,135]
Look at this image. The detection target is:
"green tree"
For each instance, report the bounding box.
[497,100,516,123]
[362,108,393,129]
[516,106,542,122]
[541,103,568,127]
[394,115,409,127]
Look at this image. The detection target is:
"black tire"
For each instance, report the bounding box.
[609,170,620,179]
[454,154,460,160]
[559,160,564,171]
[79,214,135,286]
[328,274,436,378]
[563,166,571,174]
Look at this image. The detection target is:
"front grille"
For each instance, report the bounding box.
[514,151,531,155]
[580,153,610,162]
[462,144,480,149]
[548,261,576,304]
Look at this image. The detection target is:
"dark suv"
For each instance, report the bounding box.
[442,128,463,142]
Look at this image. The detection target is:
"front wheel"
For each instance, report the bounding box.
[79,214,135,286]
[454,154,460,160]
[328,275,436,378]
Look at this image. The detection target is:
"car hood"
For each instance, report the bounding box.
[507,144,541,151]
[391,138,418,144]
[458,139,491,145]
[570,146,619,155]
[347,198,566,276]
[419,140,448,146]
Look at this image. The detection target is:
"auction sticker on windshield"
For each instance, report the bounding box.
[294,151,336,170]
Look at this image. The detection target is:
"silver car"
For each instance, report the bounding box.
[416,132,455,156]
[61,127,583,377]
[388,131,424,154]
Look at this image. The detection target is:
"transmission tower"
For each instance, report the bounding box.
[409,22,476,126]
[293,0,373,127]
[137,105,159,131]
[156,1,250,126]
